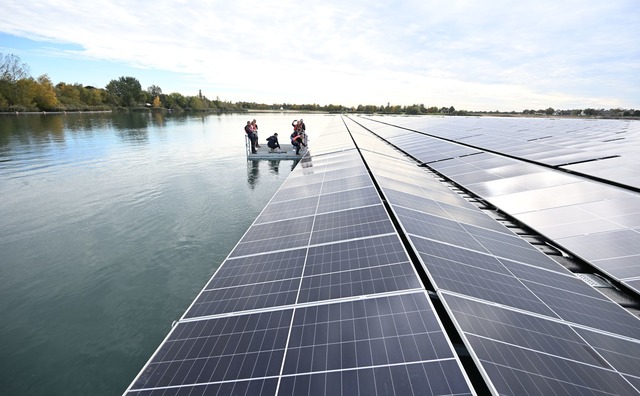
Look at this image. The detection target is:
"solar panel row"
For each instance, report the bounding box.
[125,117,474,395]
[343,116,640,395]
[352,116,640,295]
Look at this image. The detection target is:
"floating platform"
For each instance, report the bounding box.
[246,139,308,160]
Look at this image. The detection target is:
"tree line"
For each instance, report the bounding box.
[1,53,638,117]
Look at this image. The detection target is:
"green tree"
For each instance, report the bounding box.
[56,82,81,107]
[165,92,188,110]
[33,75,59,110]
[14,78,37,109]
[189,96,204,110]
[147,85,162,96]
[79,86,105,106]
[106,76,143,107]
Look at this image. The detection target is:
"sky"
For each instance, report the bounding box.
[0,0,638,111]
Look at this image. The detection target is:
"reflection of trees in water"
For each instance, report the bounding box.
[247,160,260,189]
[0,114,66,147]
[63,113,112,131]
[113,113,150,143]
[151,111,166,127]
[112,112,149,130]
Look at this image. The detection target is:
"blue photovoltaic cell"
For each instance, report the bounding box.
[271,182,323,202]
[441,293,640,396]
[521,280,640,339]
[557,229,640,260]
[395,207,491,253]
[316,186,381,214]
[304,234,409,276]
[443,294,606,366]
[126,378,278,396]
[283,293,458,374]
[256,197,320,223]
[203,248,307,290]
[460,223,558,268]
[297,262,421,302]
[317,166,370,182]
[374,176,431,197]
[185,278,299,318]
[471,335,638,396]
[318,173,373,194]
[130,309,293,390]
[310,205,395,245]
[440,203,514,235]
[278,360,473,396]
[383,189,454,219]
[411,236,559,317]
[574,328,640,378]
[230,216,315,257]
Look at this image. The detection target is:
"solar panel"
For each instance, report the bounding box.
[128,115,640,396]
[341,115,640,395]
[125,117,475,396]
[442,293,640,396]
[353,116,640,290]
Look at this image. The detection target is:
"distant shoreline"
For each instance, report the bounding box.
[0,110,637,121]
[0,110,113,115]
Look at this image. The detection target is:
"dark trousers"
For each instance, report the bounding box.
[248,134,257,152]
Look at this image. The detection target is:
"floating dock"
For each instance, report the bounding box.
[246,136,308,160]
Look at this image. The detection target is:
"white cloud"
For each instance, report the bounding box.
[0,0,638,110]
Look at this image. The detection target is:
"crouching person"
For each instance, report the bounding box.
[266,133,281,152]
[290,131,306,155]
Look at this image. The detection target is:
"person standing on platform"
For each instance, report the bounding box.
[251,119,260,147]
[245,120,257,154]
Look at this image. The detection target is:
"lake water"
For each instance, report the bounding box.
[0,111,333,395]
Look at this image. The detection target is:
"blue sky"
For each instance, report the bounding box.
[1,0,638,111]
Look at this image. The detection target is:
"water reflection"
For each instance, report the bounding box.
[0,114,66,147]
[115,128,149,143]
[151,111,166,128]
[111,112,149,131]
[247,158,303,188]
[267,160,280,175]
[247,160,260,189]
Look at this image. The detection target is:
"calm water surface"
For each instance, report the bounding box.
[0,112,332,395]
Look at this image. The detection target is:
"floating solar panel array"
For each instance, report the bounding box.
[124,116,475,396]
[127,115,640,396]
[342,116,640,395]
[354,116,640,296]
